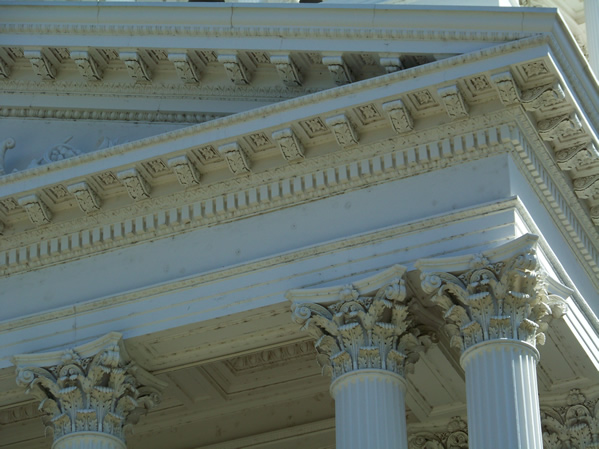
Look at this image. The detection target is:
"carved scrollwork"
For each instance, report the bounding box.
[12,334,166,442]
[541,389,599,449]
[409,417,469,449]
[290,274,432,380]
[418,236,566,352]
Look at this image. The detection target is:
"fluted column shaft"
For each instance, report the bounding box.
[331,370,408,449]
[52,433,126,449]
[461,340,542,449]
[585,0,599,77]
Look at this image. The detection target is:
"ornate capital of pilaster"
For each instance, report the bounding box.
[409,416,469,449]
[287,265,433,380]
[416,234,566,353]
[12,332,167,443]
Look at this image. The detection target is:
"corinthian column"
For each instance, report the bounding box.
[12,332,167,449]
[417,234,566,449]
[288,265,432,449]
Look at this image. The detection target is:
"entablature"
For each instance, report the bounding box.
[0,38,598,286]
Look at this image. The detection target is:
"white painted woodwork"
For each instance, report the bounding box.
[330,370,408,449]
[461,340,543,449]
[585,0,599,77]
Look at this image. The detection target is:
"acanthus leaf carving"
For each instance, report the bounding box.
[0,56,11,79]
[322,55,353,86]
[24,49,56,80]
[538,113,583,142]
[272,128,304,162]
[18,194,52,226]
[417,235,566,352]
[116,168,151,200]
[492,71,566,111]
[217,54,251,85]
[67,181,102,213]
[167,155,201,186]
[438,85,469,120]
[409,416,469,449]
[12,333,166,443]
[541,389,599,449]
[325,114,359,147]
[382,99,414,134]
[218,142,251,175]
[573,174,599,199]
[270,54,302,87]
[119,51,152,82]
[168,52,201,84]
[555,142,599,171]
[289,266,433,380]
[70,50,103,82]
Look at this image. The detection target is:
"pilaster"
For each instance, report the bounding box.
[12,332,167,449]
[417,234,567,449]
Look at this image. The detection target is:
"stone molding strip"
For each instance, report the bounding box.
[0,125,514,277]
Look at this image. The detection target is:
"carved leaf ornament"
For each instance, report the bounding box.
[291,276,432,380]
[14,342,162,442]
[420,241,566,352]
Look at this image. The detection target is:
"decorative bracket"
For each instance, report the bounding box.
[119,51,152,82]
[217,54,251,85]
[573,174,599,199]
[24,49,56,80]
[322,55,353,86]
[70,50,103,82]
[117,168,151,200]
[555,143,599,171]
[0,56,11,79]
[538,113,582,141]
[325,114,359,147]
[67,181,102,213]
[438,85,469,120]
[167,155,201,186]
[18,194,52,226]
[272,128,304,161]
[218,142,251,175]
[0,137,15,175]
[382,99,414,134]
[270,54,302,87]
[379,55,403,74]
[168,52,201,84]
[492,71,566,111]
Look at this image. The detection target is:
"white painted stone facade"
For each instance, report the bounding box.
[0,1,598,448]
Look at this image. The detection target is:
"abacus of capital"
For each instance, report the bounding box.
[289,234,566,449]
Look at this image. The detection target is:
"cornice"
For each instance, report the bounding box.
[0,3,556,42]
[0,35,549,189]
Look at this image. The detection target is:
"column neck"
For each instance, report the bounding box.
[52,432,127,449]
[460,338,540,368]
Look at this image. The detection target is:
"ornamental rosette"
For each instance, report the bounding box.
[288,266,433,380]
[417,235,567,353]
[12,333,166,442]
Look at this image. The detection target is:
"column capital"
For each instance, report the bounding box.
[12,332,167,444]
[287,265,433,381]
[416,234,566,353]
